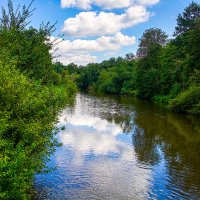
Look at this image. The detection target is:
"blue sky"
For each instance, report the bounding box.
[0,0,194,65]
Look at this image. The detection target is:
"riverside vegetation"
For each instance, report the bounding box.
[0,1,77,199]
[0,1,199,200]
[55,1,200,116]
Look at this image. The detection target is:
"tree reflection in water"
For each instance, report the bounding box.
[131,101,200,199]
[85,93,200,199]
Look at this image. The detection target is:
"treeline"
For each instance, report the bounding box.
[59,2,200,116]
[0,1,76,199]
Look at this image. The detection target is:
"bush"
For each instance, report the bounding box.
[0,62,75,199]
[153,83,181,104]
[169,85,200,115]
[191,102,200,115]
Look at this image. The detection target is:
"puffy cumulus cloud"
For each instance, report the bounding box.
[61,0,132,10]
[96,0,132,10]
[62,6,150,37]
[55,53,97,66]
[61,0,160,10]
[53,33,135,52]
[97,32,136,50]
[61,0,92,10]
[138,0,160,6]
[51,32,136,65]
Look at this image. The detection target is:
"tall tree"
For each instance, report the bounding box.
[0,0,57,83]
[136,28,168,58]
[174,1,200,36]
[125,53,135,61]
[0,0,34,30]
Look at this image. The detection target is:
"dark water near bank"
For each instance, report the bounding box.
[35,93,200,200]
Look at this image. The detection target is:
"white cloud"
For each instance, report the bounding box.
[61,0,132,10]
[96,0,133,10]
[54,54,97,66]
[61,0,160,10]
[62,6,150,37]
[61,0,93,10]
[51,32,136,65]
[59,1,159,64]
[138,0,160,6]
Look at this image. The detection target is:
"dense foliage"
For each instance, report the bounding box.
[136,28,167,58]
[0,1,76,199]
[64,2,200,115]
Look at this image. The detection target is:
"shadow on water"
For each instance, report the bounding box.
[34,92,200,200]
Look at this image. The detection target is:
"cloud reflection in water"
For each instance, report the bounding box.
[52,102,153,199]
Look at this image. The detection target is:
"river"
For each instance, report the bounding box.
[35,92,200,200]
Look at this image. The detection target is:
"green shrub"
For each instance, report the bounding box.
[153,95,170,104]
[169,85,200,115]
[0,62,75,199]
[191,102,200,115]
[120,80,136,96]
[153,83,181,104]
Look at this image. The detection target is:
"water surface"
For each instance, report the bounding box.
[35,93,200,200]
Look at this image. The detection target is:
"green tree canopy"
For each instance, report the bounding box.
[174,1,200,36]
[136,28,168,58]
[0,0,57,83]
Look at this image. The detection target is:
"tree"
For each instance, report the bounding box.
[174,1,200,36]
[0,1,77,199]
[125,53,135,61]
[172,11,200,86]
[77,63,100,90]
[136,28,168,58]
[0,0,35,31]
[0,0,57,83]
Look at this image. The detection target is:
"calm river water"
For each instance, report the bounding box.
[35,93,200,200]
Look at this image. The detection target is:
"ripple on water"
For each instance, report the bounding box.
[34,93,200,200]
